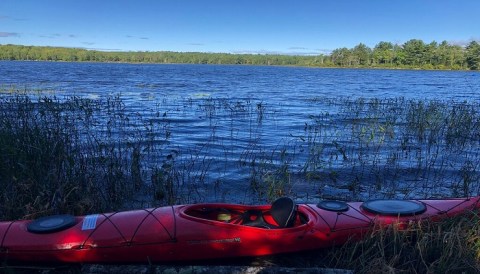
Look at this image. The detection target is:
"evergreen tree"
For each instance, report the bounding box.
[372,41,394,65]
[352,43,372,66]
[466,41,480,70]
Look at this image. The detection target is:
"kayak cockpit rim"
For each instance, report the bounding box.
[178,203,316,230]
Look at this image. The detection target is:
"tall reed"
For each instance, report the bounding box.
[0,94,170,219]
[1,90,480,220]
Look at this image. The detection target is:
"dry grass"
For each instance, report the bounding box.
[331,214,480,273]
[255,213,480,273]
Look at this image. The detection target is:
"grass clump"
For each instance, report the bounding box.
[0,94,167,220]
[331,214,480,273]
[261,213,480,273]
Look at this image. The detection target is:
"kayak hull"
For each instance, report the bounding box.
[1,197,479,263]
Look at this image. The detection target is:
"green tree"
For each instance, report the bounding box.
[331,47,352,66]
[372,41,394,65]
[437,41,452,68]
[424,41,438,68]
[402,39,427,67]
[465,41,480,70]
[351,43,372,66]
[435,41,465,69]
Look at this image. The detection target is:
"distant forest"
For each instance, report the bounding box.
[1,39,479,70]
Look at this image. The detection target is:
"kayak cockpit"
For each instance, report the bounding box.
[181,197,307,229]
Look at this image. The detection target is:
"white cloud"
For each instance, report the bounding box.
[0,31,19,37]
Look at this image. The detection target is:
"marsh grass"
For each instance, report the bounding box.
[242,145,295,202]
[0,94,170,219]
[299,97,480,200]
[254,212,480,273]
[1,89,480,271]
[330,213,480,273]
[1,90,480,213]
[2,91,480,218]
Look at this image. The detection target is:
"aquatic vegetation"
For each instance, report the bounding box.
[1,89,480,272]
[304,97,480,200]
[1,89,480,221]
[0,94,169,219]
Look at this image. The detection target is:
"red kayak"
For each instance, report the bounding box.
[1,196,479,263]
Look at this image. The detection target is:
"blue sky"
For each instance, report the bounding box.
[1,0,479,55]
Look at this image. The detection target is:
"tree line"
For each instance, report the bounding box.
[1,39,479,70]
[330,40,480,70]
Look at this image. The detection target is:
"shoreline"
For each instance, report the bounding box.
[1,42,478,71]
[0,59,475,73]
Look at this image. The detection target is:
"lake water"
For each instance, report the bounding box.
[1,61,480,204]
[2,61,479,101]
